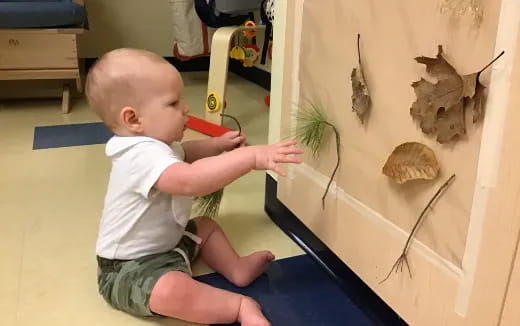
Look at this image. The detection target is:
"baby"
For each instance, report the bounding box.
[85,48,303,326]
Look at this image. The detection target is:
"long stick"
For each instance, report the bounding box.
[220,113,242,135]
[379,174,456,284]
[403,174,456,255]
[321,122,341,209]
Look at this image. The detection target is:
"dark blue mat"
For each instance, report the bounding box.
[196,254,375,326]
[33,122,113,150]
[264,175,407,326]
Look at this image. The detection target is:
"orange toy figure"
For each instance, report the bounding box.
[242,20,256,39]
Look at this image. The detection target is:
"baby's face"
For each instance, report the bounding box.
[138,63,190,144]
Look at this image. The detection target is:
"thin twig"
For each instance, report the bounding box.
[357,33,361,66]
[220,113,242,135]
[379,174,456,284]
[321,122,341,209]
[475,50,505,88]
[477,50,505,77]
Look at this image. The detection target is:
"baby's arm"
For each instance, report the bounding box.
[155,140,302,196]
[182,131,245,163]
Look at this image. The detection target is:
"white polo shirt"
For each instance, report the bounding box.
[96,136,192,260]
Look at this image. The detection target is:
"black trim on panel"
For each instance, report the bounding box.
[264,173,408,326]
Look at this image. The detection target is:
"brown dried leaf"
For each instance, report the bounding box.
[464,51,505,123]
[465,82,485,123]
[351,67,370,121]
[351,34,370,123]
[382,142,440,184]
[410,45,499,143]
[413,45,464,111]
[415,47,457,79]
[462,73,478,98]
[410,79,439,134]
[435,102,466,143]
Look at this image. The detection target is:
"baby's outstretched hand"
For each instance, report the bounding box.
[216,130,246,152]
[253,140,304,176]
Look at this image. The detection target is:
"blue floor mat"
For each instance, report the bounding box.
[196,254,376,326]
[33,122,112,149]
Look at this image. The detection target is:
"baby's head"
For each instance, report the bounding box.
[85,48,190,144]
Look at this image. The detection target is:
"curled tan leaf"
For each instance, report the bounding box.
[382,142,440,184]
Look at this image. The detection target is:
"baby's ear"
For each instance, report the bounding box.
[120,106,142,132]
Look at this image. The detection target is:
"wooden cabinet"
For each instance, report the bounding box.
[270,1,520,325]
[0,33,78,70]
[0,29,84,113]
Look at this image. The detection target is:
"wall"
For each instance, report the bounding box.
[78,0,174,58]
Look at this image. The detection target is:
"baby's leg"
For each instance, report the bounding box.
[194,216,275,287]
[149,271,269,325]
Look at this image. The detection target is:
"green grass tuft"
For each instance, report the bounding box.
[194,189,224,217]
[294,101,330,158]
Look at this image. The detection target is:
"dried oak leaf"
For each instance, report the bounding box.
[410,45,493,142]
[383,142,440,184]
[410,78,438,134]
[351,34,370,123]
[435,102,466,143]
[413,46,466,111]
[464,51,505,123]
[465,82,485,123]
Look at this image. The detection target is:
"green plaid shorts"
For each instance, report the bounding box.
[96,220,199,317]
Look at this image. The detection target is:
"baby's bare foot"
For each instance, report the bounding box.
[231,251,274,287]
[238,296,270,326]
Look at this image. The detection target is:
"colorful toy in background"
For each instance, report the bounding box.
[230,45,246,61]
[229,20,262,67]
[242,20,257,38]
[242,44,260,67]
